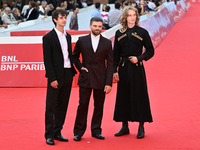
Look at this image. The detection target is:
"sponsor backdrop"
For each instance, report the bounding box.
[0,0,190,87]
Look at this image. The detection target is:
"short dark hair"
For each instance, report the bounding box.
[73,6,78,12]
[29,1,36,8]
[90,17,103,25]
[106,6,110,12]
[57,1,63,7]
[124,3,128,6]
[95,2,100,9]
[52,9,68,26]
[115,1,121,9]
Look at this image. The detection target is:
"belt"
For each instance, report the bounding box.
[121,57,142,66]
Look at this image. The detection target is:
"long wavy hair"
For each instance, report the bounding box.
[120,6,139,30]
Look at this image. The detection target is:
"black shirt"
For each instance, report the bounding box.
[113,25,154,72]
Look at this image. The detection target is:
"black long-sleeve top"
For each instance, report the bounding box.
[113,25,154,72]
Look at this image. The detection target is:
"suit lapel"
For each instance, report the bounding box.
[66,33,72,56]
[88,34,95,53]
[95,34,103,53]
[89,34,103,54]
[52,29,62,52]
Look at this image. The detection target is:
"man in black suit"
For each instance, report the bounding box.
[72,17,114,141]
[43,9,76,145]
[24,1,39,21]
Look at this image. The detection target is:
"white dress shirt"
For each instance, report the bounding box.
[91,34,100,53]
[27,8,34,19]
[39,6,45,13]
[54,28,71,68]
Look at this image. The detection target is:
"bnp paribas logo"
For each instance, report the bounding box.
[0,56,45,71]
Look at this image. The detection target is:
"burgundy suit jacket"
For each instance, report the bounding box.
[72,34,114,89]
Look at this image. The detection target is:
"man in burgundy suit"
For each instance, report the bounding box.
[72,17,114,141]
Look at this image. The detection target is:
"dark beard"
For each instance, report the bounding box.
[91,29,101,36]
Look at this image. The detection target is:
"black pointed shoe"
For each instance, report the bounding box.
[137,126,145,139]
[54,135,68,142]
[92,133,105,139]
[115,126,130,136]
[46,138,55,145]
[74,135,81,141]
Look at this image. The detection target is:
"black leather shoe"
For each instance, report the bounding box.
[92,133,105,139]
[74,135,81,141]
[46,138,54,145]
[54,135,68,142]
[137,126,145,139]
[115,126,130,136]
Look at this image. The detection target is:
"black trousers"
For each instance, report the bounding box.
[45,68,73,139]
[74,87,105,137]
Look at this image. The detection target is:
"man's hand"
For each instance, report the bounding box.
[51,80,58,88]
[104,85,112,94]
[81,67,89,72]
[17,20,22,24]
[129,56,138,64]
[114,72,119,81]
[3,24,8,29]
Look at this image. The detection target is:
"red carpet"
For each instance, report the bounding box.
[0,3,200,150]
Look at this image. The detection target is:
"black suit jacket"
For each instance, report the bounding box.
[25,8,39,21]
[72,34,114,89]
[43,29,77,84]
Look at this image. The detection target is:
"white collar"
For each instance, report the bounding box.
[91,33,100,40]
[54,28,67,37]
